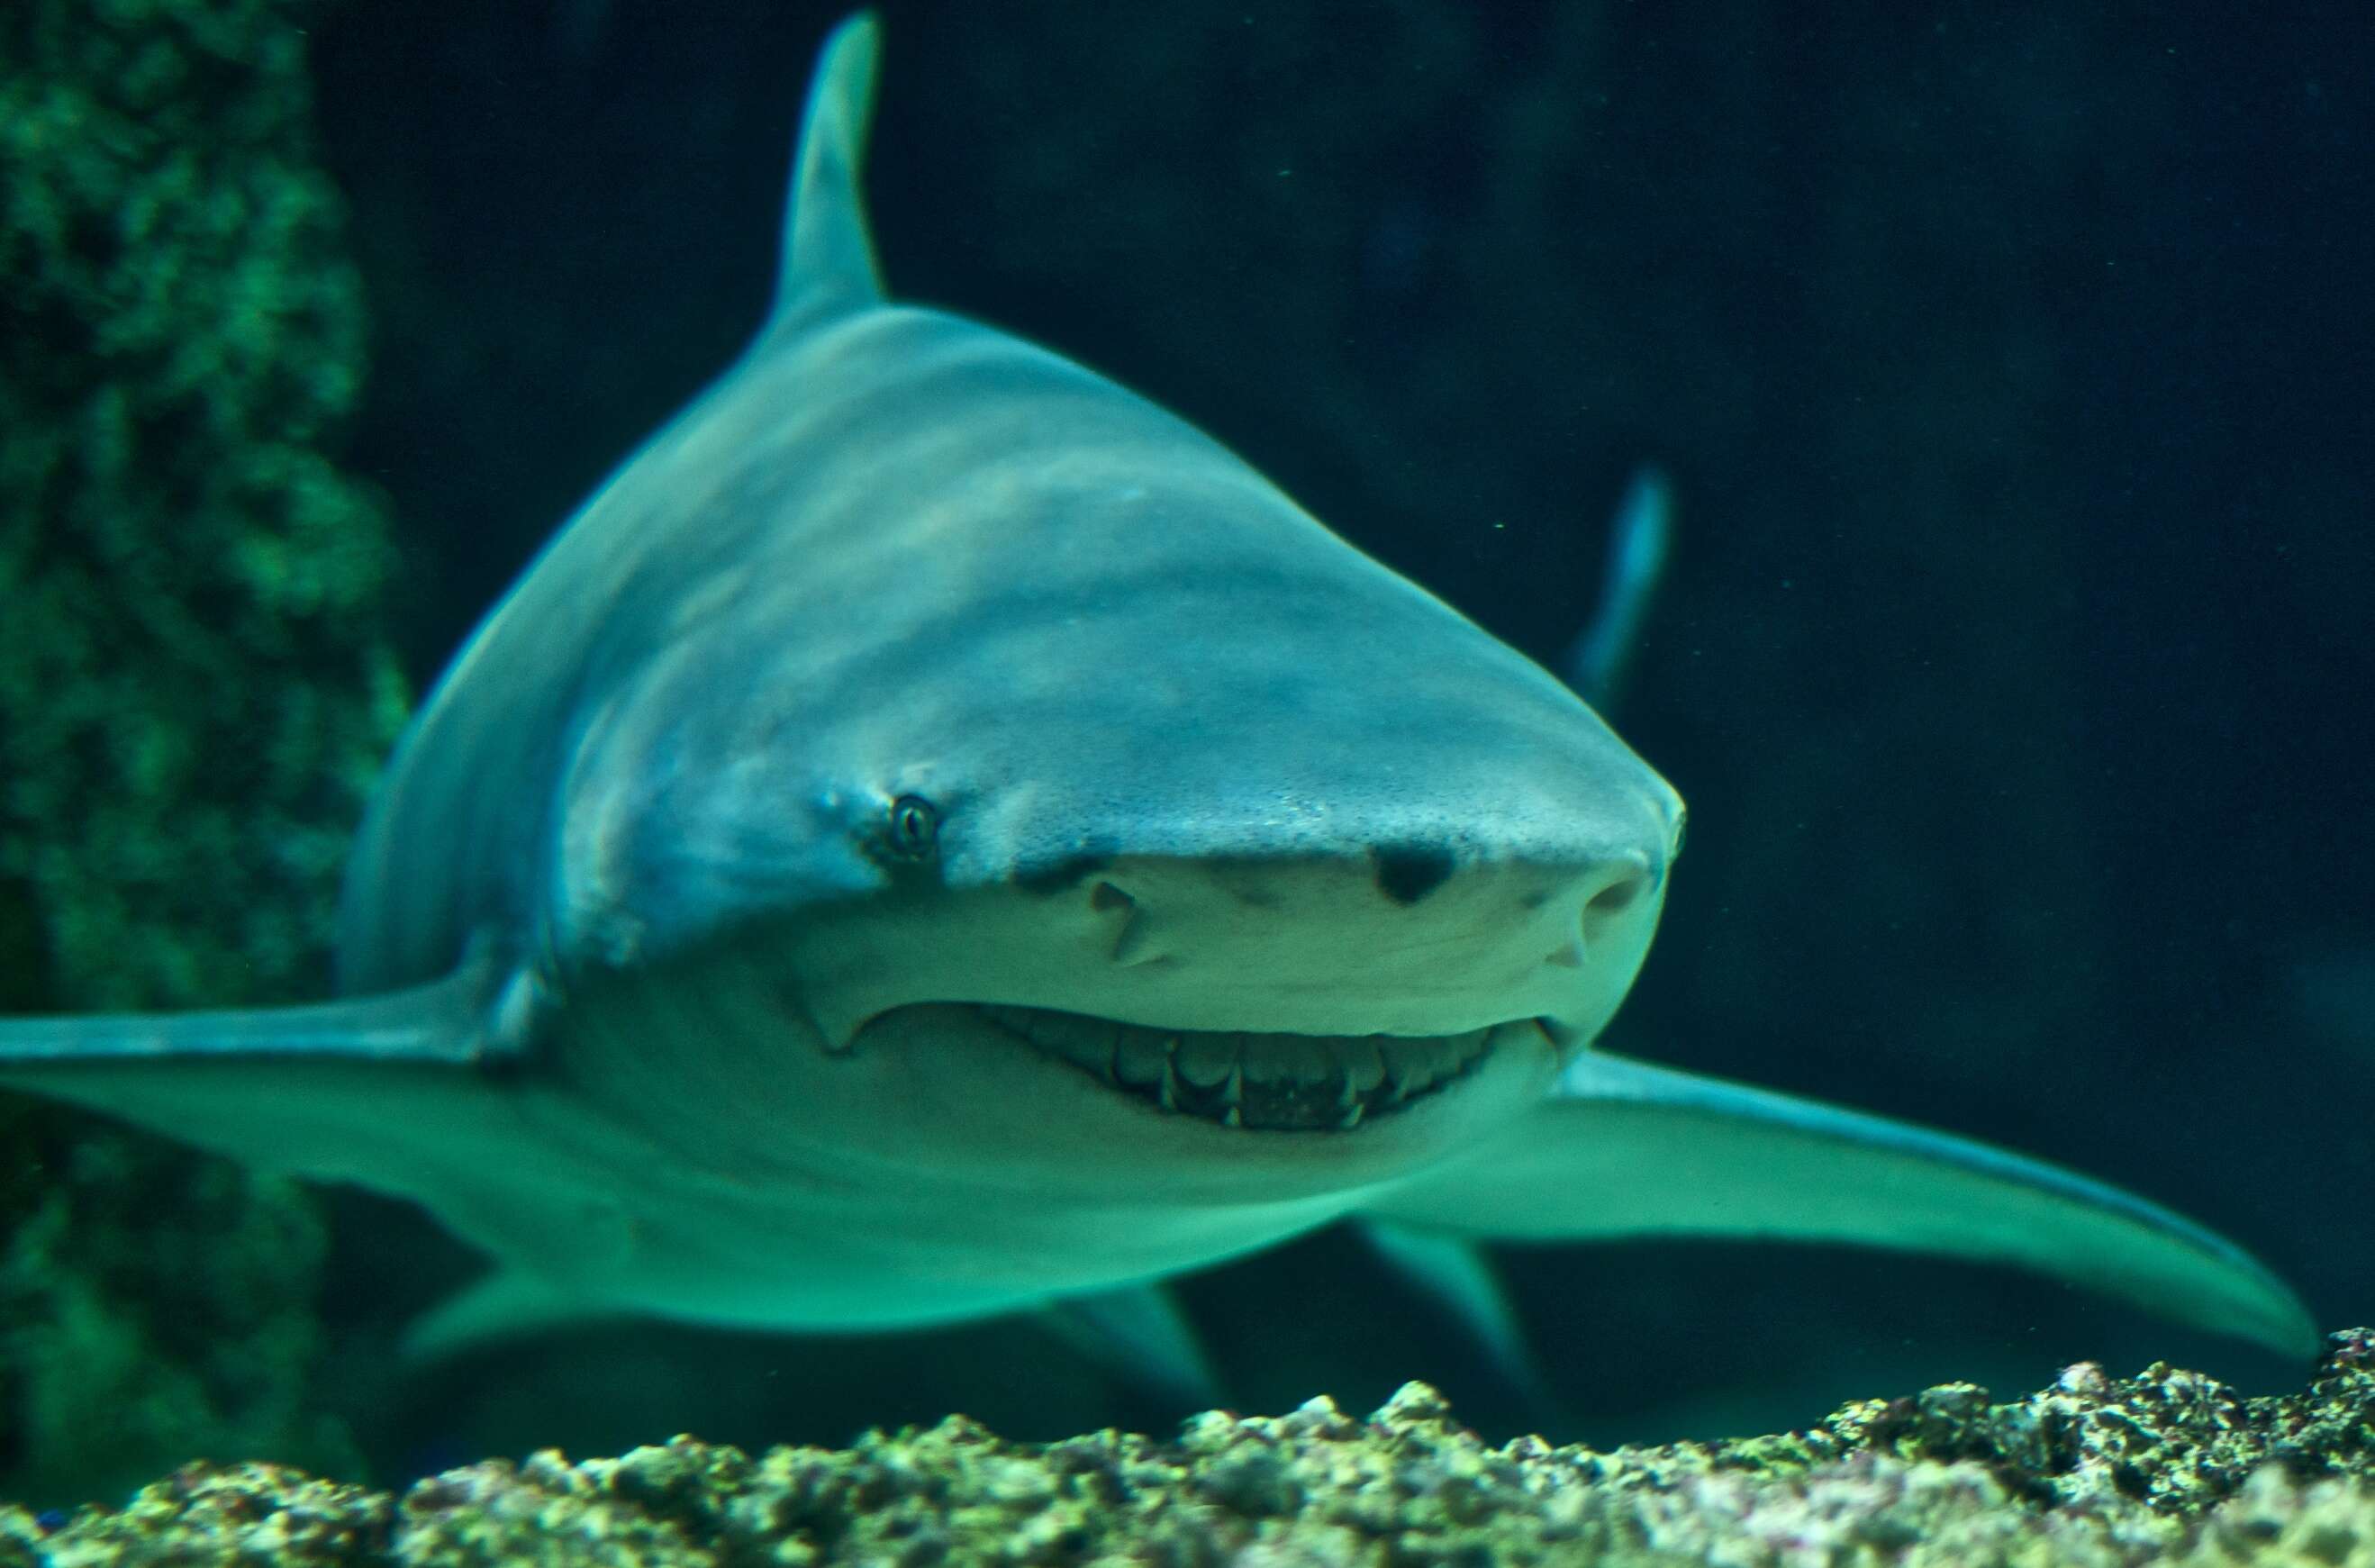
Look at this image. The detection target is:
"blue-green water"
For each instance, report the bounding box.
[2,0,2368,1509]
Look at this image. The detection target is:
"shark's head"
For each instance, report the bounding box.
[543,325,1684,1203]
[519,14,1677,1206]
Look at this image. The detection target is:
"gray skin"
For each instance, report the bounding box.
[0,14,2315,1365]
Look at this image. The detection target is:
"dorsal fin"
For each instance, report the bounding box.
[772,11,886,331]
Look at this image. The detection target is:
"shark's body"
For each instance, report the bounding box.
[0,17,2313,1368]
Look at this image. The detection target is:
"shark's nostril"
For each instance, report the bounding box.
[1589,877,1644,916]
[1582,866,1652,938]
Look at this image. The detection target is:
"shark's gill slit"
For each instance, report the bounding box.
[973,1004,1506,1131]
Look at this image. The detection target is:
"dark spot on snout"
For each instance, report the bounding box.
[1013,852,1113,896]
[1372,844,1455,906]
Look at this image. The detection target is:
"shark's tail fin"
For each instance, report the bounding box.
[771,11,886,331]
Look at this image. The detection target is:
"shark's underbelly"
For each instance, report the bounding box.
[588,1169,1353,1331]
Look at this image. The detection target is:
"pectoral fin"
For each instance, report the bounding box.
[1363,1050,2316,1358]
[0,956,520,1197]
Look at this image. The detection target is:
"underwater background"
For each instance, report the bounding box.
[0,0,2369,1510]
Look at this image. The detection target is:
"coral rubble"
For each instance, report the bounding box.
[0,0,404,1012]
[5,1333,2370,1566]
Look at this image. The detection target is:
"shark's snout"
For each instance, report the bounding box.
[945,841,1664,1132]
[1007,837,1667,1048]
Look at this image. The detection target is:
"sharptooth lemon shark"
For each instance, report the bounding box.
[0,14,2313,1375]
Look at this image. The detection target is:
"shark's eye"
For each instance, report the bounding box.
[885,794,939,860]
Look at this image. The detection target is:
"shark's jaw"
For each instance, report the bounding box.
[973,1004,1540,1131]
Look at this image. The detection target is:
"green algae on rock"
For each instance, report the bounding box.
[0,0,407,1016]
[4,1334,2370,1566]
[0,0,401,1509]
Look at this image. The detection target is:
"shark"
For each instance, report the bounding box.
[0,14,2314,1382]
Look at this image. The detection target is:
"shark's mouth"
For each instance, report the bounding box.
[974,1004,1501,1131]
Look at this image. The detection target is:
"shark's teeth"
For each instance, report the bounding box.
[1112,1029,1169,1089]
[1176,1032,1238,1089]
[974,1005,1500,1132]
[1335,1038,1385,1095]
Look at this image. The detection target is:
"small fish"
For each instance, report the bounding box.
[0,14,2313,1376]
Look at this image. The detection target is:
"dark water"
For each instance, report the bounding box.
[15,0,2375,1498]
